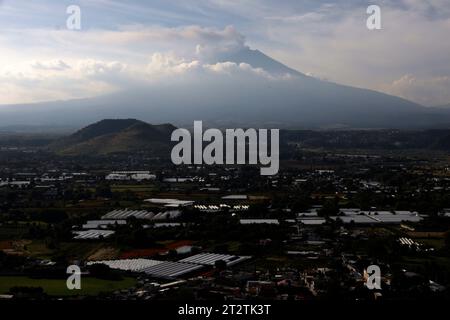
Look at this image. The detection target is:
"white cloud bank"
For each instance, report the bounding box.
[381,75,450,106]
[0,33,293,105]
[0,25,267,104]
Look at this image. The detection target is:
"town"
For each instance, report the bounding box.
[0,128,449,301]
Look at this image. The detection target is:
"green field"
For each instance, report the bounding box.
[0,276,136,296]
[0,225,28,239]
[417,238,445,250]
[111,184,156,192]
[24,240,54,259]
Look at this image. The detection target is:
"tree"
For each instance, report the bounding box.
[214,260,227,271]
[445,230,450,250]
[32,209,68,223]
[95,183,112,198]
[318,198,339,217]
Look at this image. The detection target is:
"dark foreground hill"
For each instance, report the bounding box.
[49,119,176,155]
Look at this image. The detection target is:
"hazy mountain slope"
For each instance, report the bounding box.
[433,103,450,109]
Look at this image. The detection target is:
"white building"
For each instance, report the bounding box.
[106,171,156,181]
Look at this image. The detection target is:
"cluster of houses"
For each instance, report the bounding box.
[297,208,424,225]
[105,171,156,181]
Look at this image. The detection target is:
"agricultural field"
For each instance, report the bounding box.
[0,276,136,296]
[110,184,157,193]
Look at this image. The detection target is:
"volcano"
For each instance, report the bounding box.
[1,47,450,130]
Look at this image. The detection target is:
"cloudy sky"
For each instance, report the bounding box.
[1,0,450,106]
